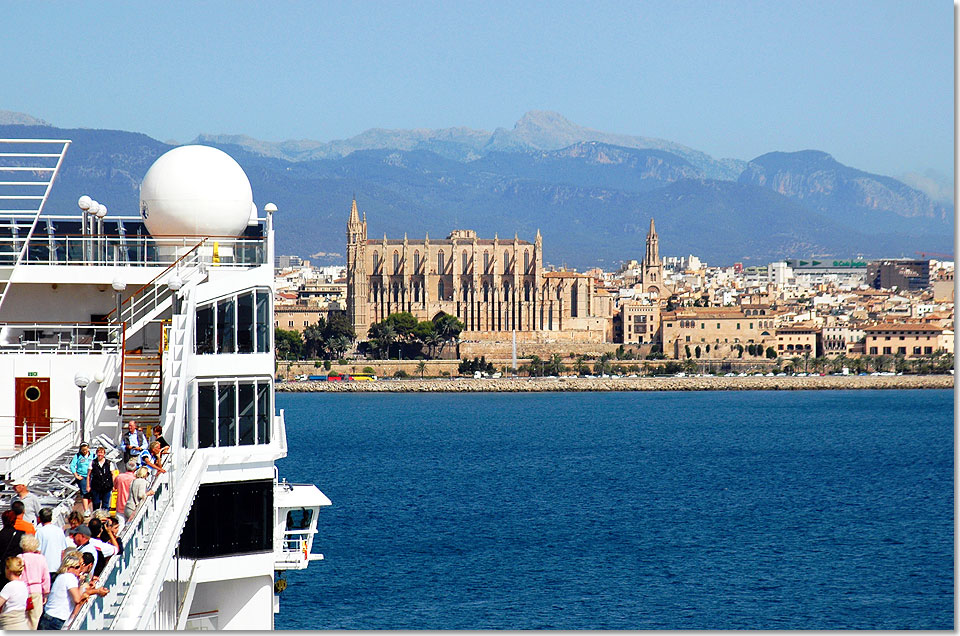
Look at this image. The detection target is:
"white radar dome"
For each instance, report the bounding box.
[139,145,254,237]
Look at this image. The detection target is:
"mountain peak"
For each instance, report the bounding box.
[0,110,50,126]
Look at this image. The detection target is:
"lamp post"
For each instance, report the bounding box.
[167,274,183,314]
[96,203,108,262]
[78,196,92,263]
[74,372,90,443]
[112,276,126,323]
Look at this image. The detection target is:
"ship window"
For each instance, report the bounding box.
[257,382,270,444]
[218,384,236,446]
[197,385,216,448]
[194,378,272,449]
[180,479,273,558]
[238,383,255,445]
[256,289,270,353]
[196,305,215,354]
[237,292,254,353]
[216,298,235,353]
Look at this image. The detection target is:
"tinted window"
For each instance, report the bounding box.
[256,290,270,353]
[237,293,254,353]
[238,383,255,446]
[217,298,236,353]
[180,480,273,558]
[196,305,215,354]
[257,382,270,444]
[218,384,236,446]
[197,385,216,448]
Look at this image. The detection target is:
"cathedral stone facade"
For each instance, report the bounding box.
[346,200,612,342]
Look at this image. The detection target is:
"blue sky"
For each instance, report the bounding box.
[2,0,953,179]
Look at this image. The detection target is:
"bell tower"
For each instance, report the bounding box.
[641,218,664,297]
[346,198,368,337]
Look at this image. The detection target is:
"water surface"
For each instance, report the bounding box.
[275,390,953,629]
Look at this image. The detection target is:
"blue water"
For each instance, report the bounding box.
[274,390,954,629]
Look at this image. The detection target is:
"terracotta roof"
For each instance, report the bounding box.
[863,323,943,332]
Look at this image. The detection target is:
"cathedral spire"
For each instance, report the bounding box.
[649,217,656,237]
[348,198,360,226]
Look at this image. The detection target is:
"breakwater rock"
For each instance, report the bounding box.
[277,374,954,393]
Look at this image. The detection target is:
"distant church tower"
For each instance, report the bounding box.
[640,218,664,297]
[346,198,369,337]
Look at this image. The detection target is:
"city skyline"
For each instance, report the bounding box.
[2,0,952,181]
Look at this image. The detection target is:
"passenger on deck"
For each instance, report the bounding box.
[10,502,35,535]
[104,517,123,556]
[124,468,155,520]
[119,421,147,463]
[150,425,171,457]
[0,511,25,563]
[37,552,107,630]
[11,481,40,526]
[18,535,49,629]
[86,447,114,511]
[113,459,138,525]
[69,443,93,514]
[67,526,116,579]
[35,509,67,581]
[0,556,29,630]
[139,442,167,474]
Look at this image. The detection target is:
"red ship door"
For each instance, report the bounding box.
[15,377,50,446]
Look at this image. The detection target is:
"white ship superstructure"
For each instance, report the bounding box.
[0,139,328,630]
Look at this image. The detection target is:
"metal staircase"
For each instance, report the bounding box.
[121,352,163,431]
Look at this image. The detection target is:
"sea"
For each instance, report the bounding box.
[275,389,954,630]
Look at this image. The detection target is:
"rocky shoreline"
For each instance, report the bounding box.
[277,374,954,393]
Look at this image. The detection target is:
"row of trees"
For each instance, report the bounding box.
[779,351,954,375]
[275,313,356,361]
[366,312,465,360]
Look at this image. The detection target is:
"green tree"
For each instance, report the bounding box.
[695,345,701,359]
[765,346,777,359]
[573,355,587,375]
[302,320,326,359]
[416,360,427,378]
[385,312,419,339]
[685,344,692,359]
[275,328,303,360]
[367,321,397,359]
[324,312,356,345]
[546,353,564,376]
[433,312,465,356]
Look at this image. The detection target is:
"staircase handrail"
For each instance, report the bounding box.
[105,238,206,323]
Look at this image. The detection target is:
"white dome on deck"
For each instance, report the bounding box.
[140,145,254,237]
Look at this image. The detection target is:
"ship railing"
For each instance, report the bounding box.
[68,461,171,630]
[107,238,209,337]
[2,233,268,267]
[276,528,320,568]
[0,417,75,483]
[70,292,203,630]
[0,322,121,353]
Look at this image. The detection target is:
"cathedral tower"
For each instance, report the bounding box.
[640,218,664,297]
[346,199,368,337]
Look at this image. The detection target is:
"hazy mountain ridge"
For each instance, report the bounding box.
[0,117,952,268]
[195,110,746,179]
[740,150,953,235]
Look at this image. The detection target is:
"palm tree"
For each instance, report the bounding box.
[416,360,427,378]
[573,355,587,376]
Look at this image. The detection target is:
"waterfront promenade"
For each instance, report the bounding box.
[278,374,954,393]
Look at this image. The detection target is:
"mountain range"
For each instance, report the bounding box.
[0,110,953,268]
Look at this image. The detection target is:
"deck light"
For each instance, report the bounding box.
[74,372,90,442]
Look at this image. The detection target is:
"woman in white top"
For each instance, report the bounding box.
[0,555,30,630]
[36,552,107,630]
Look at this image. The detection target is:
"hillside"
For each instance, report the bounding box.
[0,118,952,268]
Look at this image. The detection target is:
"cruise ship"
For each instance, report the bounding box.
[0,138,329,629]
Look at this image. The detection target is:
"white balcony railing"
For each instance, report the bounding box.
[0,417,76,482]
